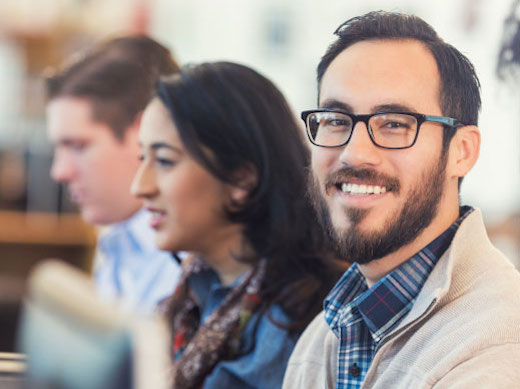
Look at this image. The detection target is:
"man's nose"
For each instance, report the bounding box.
[338,121,382,168]
[50,151,76,183]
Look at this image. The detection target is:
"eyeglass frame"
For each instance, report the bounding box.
[301,109,466,150]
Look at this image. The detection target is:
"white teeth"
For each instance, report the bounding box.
[340,183,387,195]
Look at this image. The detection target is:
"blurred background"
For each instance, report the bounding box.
[0,0,518,351]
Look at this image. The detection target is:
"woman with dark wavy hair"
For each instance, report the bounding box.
[131,61,344,389]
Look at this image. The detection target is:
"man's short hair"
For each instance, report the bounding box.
[46,35,179,140]
[317,11,481,151]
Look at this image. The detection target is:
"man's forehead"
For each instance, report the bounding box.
[322,38,439,79]
[47,95,94,115]
[318,39,441,114]
[47,98,113,132]
[47,115,115,148]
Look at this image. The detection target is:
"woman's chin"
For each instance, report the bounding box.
[154,236,177,252]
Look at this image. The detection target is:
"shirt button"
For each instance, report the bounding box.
[349,363,361,378]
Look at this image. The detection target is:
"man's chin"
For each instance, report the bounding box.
[341,206,370,228]
[80,208,113,226]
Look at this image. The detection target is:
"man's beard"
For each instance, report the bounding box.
[309,152,447,265]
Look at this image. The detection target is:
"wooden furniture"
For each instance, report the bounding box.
[0,211,96,352]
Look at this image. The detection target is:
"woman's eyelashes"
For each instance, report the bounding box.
[137,150,176,168]
[156,156,176,168]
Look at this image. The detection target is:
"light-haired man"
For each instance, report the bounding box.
[47,36,182,314]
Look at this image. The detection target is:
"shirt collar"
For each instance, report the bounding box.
[324,206,474,341]
[188,262,252,306]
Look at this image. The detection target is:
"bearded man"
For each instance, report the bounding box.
[284,11,520,389]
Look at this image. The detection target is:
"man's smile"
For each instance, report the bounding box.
[338,182,388,195]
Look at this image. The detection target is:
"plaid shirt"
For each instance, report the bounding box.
[324,206,473,389]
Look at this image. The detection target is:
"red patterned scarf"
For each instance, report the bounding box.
[165,255,265,389]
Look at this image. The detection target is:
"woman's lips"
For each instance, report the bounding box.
[146,207,166,229]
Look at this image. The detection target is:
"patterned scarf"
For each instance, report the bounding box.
[166,255,265,389]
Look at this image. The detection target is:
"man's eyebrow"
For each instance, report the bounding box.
[56,137,88,146]
[372,103,419,113]
[319,99,354,113]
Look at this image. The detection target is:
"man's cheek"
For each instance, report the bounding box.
[311,155,329,188]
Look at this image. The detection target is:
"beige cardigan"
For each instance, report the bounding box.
[283,209,520,388]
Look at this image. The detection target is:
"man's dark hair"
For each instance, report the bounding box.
[318,11,481,153]
[46,35,179,140]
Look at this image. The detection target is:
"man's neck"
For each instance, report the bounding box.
[359,203,460,288]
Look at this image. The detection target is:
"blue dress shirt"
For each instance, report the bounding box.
[93,209,181,315]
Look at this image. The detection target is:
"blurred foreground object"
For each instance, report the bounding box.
[0,352,26,388]
[18,259,170,389]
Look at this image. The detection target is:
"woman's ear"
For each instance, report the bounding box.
[228,163,258,205]
[447,125,480,179]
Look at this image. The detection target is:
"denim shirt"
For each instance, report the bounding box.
[188,267,299,389]
[94,209,181,315]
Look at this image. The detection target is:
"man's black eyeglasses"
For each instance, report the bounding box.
[301,109,465,149]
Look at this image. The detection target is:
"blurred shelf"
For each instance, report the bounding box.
[0,211,96,246]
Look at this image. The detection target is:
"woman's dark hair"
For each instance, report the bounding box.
[158,62,344,331]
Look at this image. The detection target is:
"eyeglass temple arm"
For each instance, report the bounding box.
[424,115,465,128]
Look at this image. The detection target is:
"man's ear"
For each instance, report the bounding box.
[228,163,258,205]
[448,125,480,179]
